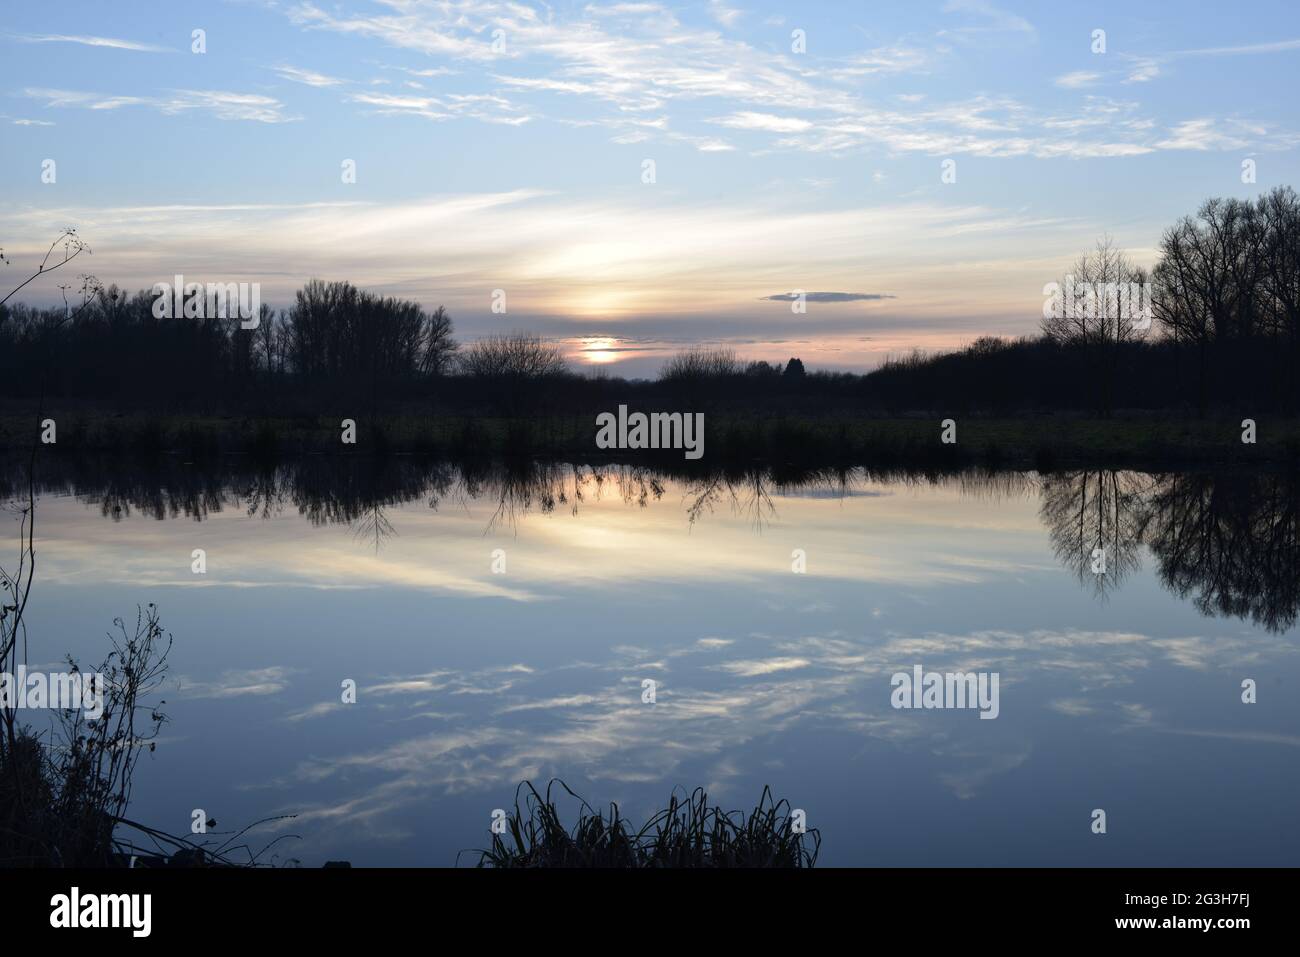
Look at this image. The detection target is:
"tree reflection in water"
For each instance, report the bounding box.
[4,455,1297,633]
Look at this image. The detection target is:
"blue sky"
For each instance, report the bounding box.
[3,0,1299,374]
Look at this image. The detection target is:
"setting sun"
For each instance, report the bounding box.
[579,337,620,364]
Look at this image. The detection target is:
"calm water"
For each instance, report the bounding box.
[12,460,1300,866]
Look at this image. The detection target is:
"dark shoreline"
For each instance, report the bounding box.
[2,410,1298,472]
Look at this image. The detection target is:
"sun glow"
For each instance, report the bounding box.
[580,337,620,364]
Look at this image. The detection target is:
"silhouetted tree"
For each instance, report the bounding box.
[458,332,568,414]
[1151,189,1300,410]
[659,346,740,381]
[458,332,567,379]
[1042,236,1149,415]
[420,304,458,376]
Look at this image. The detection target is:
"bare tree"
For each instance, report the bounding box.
[420,304,458,376]
[458,332,567,379]
[1042,235,1150,348]
[285,280,458,393]
[659,346,740,381]
[1255,186,1300,344]
[1042,236,1150,414]
[1150,195,1281,410]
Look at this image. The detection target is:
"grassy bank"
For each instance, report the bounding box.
[1,409,1297,470]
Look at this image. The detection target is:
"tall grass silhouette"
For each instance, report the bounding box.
[471,779,820,868]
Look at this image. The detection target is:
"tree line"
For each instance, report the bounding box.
[2,186,1299,416]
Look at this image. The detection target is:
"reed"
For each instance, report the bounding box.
[473,779,820,868]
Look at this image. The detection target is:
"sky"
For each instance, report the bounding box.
[2,0,1299,375]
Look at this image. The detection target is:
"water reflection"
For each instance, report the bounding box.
[1041,471,1151,599]
[1143,472,1300,633]
[1040,469,1300,631]
[8,455,1299,633]
[8,453,1299,866]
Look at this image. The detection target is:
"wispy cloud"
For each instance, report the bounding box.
[271,1,1283,160]
[1156,118,1252,151]
[347,89,527,124]
[583,2,667,16]
[827,45,930,78]
[1055,71,1101,89]
[285,701,345,722]
[348,91,452,120]
[939,0,1036,40]
[14,33,172,52]
[714,657,812,677]
[179,667,294,699]
[24,86,296,123]
[499,694,599,713]
[288,1,501,61]
[273,64,345,87]
[707,0,743,28]
[1122,38,1300,84]
[0,188,1077,336]
[710,111,812,133]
